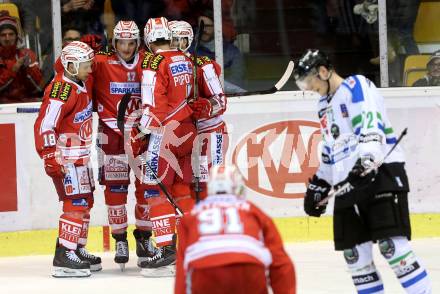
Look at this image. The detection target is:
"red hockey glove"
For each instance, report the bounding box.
[80,34,103,52]
[42,151,65,178]
[189,98,212,120]
[129,127,148,157]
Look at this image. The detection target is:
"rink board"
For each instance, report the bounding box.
[1,88,440,255]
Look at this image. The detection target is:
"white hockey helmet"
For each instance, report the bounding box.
[207,165,245,197]
[144,17,171,49]
[60,41,94,76]
[112,20,141,49]
[169,20,193,52]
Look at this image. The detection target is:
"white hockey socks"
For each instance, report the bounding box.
[379,236,432,293]
[343,241,384,293]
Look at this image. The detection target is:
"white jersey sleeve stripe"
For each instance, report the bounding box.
[40,99,64,134]
[142,70,157,107]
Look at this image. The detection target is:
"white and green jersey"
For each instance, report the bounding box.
[316,75,405,186]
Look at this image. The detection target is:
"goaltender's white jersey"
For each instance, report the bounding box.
[315,75,405,186]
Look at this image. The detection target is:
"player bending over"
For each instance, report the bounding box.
[175,165,296,294]
[296,49,432,294]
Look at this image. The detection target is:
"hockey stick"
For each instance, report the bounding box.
[191,19,205,203]
[225,60,295,97]
[117,95,184,216]
[141,157,184,216]
[117,93,131,133]
[317,128,408,207]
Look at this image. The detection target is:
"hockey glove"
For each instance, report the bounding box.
[335,156,378,197]
[189,98,212,119]
[42,151,65,178]
[129,127,148,157]
[80,34,103,52]
[304,175,331,217]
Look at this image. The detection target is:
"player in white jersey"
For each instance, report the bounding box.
[294,49,432,294]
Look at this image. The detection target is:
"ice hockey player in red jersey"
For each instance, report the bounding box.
[131,16,197,276]
[93,20,158,270]
[175,165,296,294]
[169,20,228,202]
[34,41,101,277]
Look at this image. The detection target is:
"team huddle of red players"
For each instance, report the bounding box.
[33,16,295,293]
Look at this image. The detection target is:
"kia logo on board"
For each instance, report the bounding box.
[232,120,321,199]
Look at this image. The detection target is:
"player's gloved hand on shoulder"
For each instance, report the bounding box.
[304,175,331,217]
[189,97,212,119]
[80,34,103,52]
[42,150,65,178]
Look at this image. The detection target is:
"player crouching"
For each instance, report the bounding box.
[175,166,296,294]
[34,41,101,277]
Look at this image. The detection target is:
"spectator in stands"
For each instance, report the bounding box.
[412,50,440,87]
[61,0,105,36]
[194,9,245,90]
[110,0,165,31]
[0,11,42,103]
[63,26,82,47]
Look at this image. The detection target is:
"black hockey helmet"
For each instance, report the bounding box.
[293,49,332,81]
[293,49,333,91]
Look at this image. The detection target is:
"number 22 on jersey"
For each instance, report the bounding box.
[197,206,244,235]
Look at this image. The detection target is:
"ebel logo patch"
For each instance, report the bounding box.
[232,120,321,199]
[110,82,140,95]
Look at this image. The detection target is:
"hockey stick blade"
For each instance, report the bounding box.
[117,93,132,133]
[226,60,294,97]
[316,127,408,207]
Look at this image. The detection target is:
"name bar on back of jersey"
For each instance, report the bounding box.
[109,82,141,95]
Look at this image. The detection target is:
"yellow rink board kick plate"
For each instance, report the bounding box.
[1,213,439,257]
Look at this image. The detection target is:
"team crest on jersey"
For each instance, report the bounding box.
[149,54,164,70]
[59,83,72,101]
[331,123,340,139]
[49,81,62,98]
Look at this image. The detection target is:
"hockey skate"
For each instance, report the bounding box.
[52,243,91,278]
[139,245,176,277]
[75,246,102,272]
[115,240,129,271]
[133,229,160,267]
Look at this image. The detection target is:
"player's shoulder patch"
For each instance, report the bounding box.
[141,52,164,70]
[49,81,63,98]
[195,55,211,66]
[96,50,114,56]
[149,54,165,70]
[49,81,72,101]
[141,52,154,69]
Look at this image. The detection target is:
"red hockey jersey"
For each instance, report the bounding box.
[93,50,146,134]
[175,194,296,294]
[34,73,93,164]
[137,49,194,129]
[195,56,227,133]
